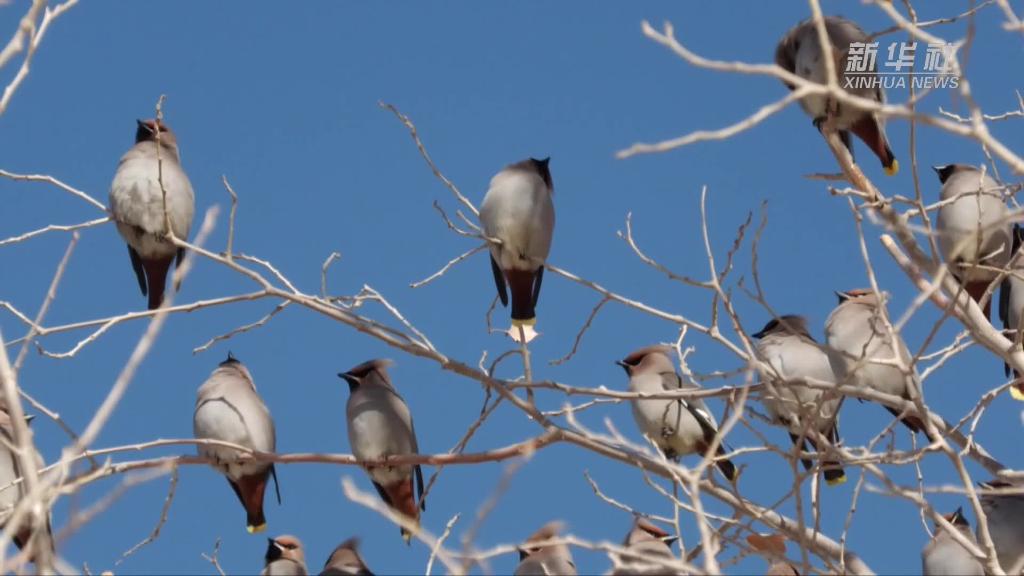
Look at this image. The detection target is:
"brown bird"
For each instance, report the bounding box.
[479,157,556,343]
[610,518,681,575]
[320,537,373,575]
[341,359,424,544]
[109,118,196,309]
[193,353,279,533]
[935,164,1011,320]
[775,16,898,175]
[825,289,933,438]
[618,346,737,481]
[753,315,845,486]
[262,535,307,576]
[515,521,576,576]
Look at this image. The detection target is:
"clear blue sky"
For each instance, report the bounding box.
[1,1,1022,574]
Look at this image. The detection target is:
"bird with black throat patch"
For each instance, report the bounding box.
[617,345,738,481]
[479,157,555,343]
[340,359,424,544]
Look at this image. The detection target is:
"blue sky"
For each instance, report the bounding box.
[1,1,1022,574]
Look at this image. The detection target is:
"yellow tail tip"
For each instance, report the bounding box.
[247,522,267,534]
[1010,385,1024,401]
[884,159,900,176]
[511,317,537,327]
[826,474,848,487]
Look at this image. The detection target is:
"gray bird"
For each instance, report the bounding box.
[979,480,1024,574]
[515,521,576,576]
[340,359,424,544]
[825,289,931,438]
[0,408,51,560]
[935,164,1011,320]
[320,537,373,575]
[775,16,898,175]
[609,518,681,575]
[479,157,556,343]
[617,346,737,481]
[999,224,1024,400]
[753,315,845,485]
[194,352,279,533]
[109,118,196,309]
[262,535,308,576]
[922,507,984,576]
[747,534,799,576]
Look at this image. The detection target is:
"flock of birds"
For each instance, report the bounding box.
[1,11,1022,576]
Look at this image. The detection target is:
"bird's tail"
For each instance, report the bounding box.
[964,280,993,320]
[850,115,898,175]
[143,255,175,310]
[385,478,421,545]
[508,268,539,325]
[229,472,269,534]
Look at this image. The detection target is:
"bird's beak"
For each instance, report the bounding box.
[136,119,150,132]
[751,329,767,339]
[834,290,850,303]
[23,414,34,425]
[614,360,630,374]
[664,536,679,548]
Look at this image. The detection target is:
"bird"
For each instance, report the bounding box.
[320,537,373,575]
[747,534,800,576]
[998,224,1024,400]
[935,164,1011,320]
[922,507,984,576]
[775,16,898,175]
[262,535,308,576]
[0,407,52,561]
[617,345,738,481]
[514,521,576,576]
[109,118,196,310]
[752,315,845,485]
[340,359,424,544]
[479,157,556,343]
[609,518,681,575]
[825,289,932,438]
[978,480,1024,574]
[193,352,279,533]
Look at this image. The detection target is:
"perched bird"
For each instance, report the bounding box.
[747,534,799,576]
[193,352,279,533]
[479,157,556,343]
[617,346,737,481]
[515,521,576,576]
[341,359,424,544]
[262,535,307,576]
[320,537,373,575]
[922,507,984,576]
[609,518,681,575]
[978,480,1024,574]
[935,164,1011,319]
[752,315,845,485]
[0,408,52,560]
[999,224,1024,400]
[109,118,196,309]
[775,16,898,175]
[825,289,932,438]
